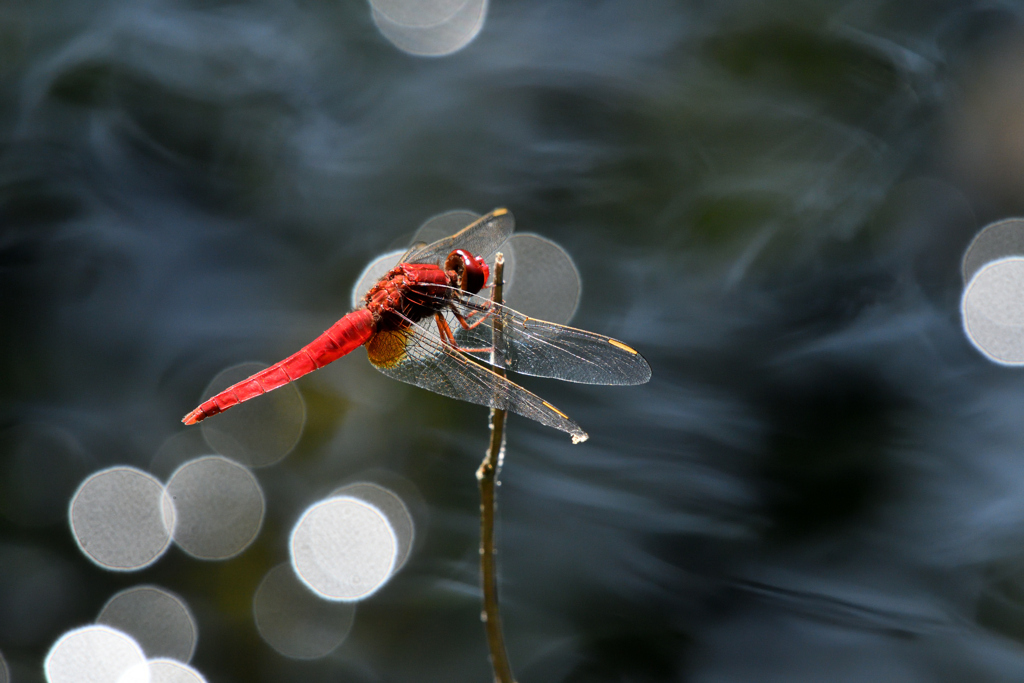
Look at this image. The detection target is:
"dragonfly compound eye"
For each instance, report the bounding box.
[446,249,487,294]
[473,255,490,288]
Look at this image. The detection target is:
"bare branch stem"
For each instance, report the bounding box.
[477,253,516,683]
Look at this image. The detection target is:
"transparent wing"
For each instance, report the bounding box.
[411,210,482,247]
[404,208,515,266]
[365,319,588,443]
[417,288,652,385]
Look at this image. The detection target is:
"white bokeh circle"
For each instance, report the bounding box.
[69,467,175,572]
[962,257,1024,365]
[289,496,397,602]
[166,456,264,560]
[147,659,207,683]
[44,625,148,683]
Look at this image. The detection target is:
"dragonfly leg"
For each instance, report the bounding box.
[435,314,492,354]
[450,302,494,330]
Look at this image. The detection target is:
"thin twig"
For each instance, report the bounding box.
[477,253,516,683]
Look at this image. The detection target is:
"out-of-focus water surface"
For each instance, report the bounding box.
[6,0,1024,680]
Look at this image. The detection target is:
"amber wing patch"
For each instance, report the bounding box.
[366,329,411,369]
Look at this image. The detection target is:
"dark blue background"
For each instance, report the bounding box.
[4,1,1024,681]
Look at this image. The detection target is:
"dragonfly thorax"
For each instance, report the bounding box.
[364,261,456,332]
[362,250,489,333]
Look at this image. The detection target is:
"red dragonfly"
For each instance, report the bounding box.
[183,209,651,443]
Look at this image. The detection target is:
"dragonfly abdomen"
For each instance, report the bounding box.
[182,309,375,425]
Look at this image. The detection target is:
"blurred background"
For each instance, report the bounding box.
[5,0,1024,681]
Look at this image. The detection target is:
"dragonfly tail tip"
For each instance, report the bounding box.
[571,432,589,445]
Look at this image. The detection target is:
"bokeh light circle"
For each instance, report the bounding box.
[962,218,1024,284]
[371,0,487,57]
[199,363,306,468]
[331,482,415,571]
[253,563,356,659]
[97,585,197,662]
[289,496,397,601]
[370,0,469,28]
[962,257,1024,365]
[502,233,580,324]
[166,456,264,560]
[44,625,147,683]
[147,659,207,683]
[69,467,175,572]
[117,663,151,683]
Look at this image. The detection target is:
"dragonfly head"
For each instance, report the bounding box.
[445,249,489,294]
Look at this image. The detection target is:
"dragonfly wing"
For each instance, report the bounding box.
[411,210,482,248]
[447,296,652,385]
[405,208,515,266]
[365,320,588,443]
